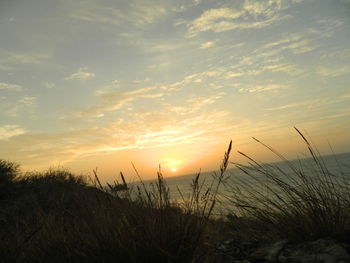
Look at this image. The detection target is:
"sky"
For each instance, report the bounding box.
[0,0,349,182]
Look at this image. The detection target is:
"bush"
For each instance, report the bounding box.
[0,142,233,263]
[0,159,20,184]
[0,159,21,200]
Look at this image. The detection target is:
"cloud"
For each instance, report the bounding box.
[232,42,246,48]
[267,95,350,111]
[200,41,215,49]
[224,71,244,79]
[264,33,303,48]
[130,3,167,25]
[263,63,304,75]
[129,110,231,148]
[77,73,223,119]
[132,77,151,84]
[71,5,122,25]
[42,81,55,89]
[71,0,167,28]
[0,108,232,169]
[79,82,162,117]
[321,48,350,60]
[267,102,306,110]
[0,82,22,91]
[65,67,95,80]
[18,96,36,106]
[191,8,243,30]
[167,93,225,115]
[7,96,37,117]
[263,33,317,54]
[171,0,201,13]
[0,125,26,140]
[285,39,316,54]
[316,66,350,77]
[148,62,170,71]
[0,50,49,70]
[187,0,300,37]
[149,42,184,52]
[316,18,345,30]
[187,8,244,36]
[243,0,301,17]
[239,84,285,93]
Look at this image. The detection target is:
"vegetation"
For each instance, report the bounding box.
[0,142,232,263]
[0,129,349,262]
[225,127,350,242]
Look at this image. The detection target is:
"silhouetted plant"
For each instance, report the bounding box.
[0,159,20,184]
[226,127,350,242]
[0,142,233,263]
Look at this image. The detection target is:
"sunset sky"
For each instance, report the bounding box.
[0,0,349,182]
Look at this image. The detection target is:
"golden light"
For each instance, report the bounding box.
[162,158,182,174]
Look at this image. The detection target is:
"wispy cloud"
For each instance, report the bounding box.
[187,0,300,37]
[0,108,231,169]
[0,50,49,69]
[316,66,350,77]
[7,96,37,117]
[320,48,350,60]
[263,33,317,54]
[167,93,225,115]
[78,81,163,117]
[224,71,244,79]
[0,82,22,91]
[239,84,285,93]
[0,125,26,140]
[200,41,215,49]
[263,63,304,75]
[71,0,167,28]
[65,67,95,81]
[187,8,244,36]
[42,81,55,89]
[267,95,350,111]
[267,101,308,110]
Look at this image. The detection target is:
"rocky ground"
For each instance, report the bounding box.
[215,238,350,263]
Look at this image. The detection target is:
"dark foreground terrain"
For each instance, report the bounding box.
[1,133,350,262]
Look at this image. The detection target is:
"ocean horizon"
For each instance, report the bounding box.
[129,151,350,216]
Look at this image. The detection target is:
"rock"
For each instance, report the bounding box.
[215,238,349,263]
[277,239,349,263]
[264,239,289,262]
[215,239,261,263]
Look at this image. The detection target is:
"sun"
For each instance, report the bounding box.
[162,158,181,173]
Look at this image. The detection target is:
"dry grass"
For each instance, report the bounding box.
[0,141,232,263]
[2,129,348,262]
[225,127,350,242]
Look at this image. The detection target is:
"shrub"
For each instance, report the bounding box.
[0,159,21,200]
[0,159,20,184]
[0,142,233,262]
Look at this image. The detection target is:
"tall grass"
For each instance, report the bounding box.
[225,127,350,242]
[0,141,232,262]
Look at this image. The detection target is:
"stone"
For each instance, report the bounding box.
[277,239,349,263]
[264,239,289,262]
[215,238,350,263]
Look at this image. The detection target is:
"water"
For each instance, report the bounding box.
[139,152,350,216]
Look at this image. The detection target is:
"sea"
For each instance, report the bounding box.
[130,152,350,217]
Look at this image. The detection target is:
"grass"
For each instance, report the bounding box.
[225,127,350,242]
[1,130,350,262]
[0,142,232,263]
